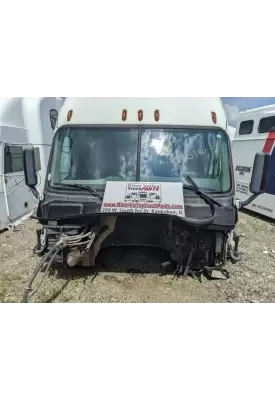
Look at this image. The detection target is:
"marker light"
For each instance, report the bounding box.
[211,112,217,124]
[67,110,73,122]
[154,109,160,122]
[138,110,143,121]
[122,109,127,121]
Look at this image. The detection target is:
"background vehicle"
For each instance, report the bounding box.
[22,97,269,283]
[0,97,64,231]
[227,125,236,143]
[232,104,275,219]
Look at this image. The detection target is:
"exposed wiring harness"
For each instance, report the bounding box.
[227,231,242,263]
[21,230,95,303]
[22,175,237,301]
[179,176,233,227]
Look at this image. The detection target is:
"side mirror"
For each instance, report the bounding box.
[23,148,39,199]
[50,109,58,130]
[239,152,270,208]
[250,152,270,194]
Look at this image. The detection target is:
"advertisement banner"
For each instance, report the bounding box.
[101,182,185,217]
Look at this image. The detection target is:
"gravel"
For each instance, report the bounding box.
[1,211,275,303]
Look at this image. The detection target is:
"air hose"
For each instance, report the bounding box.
[21,230,95,303]
[21,242,62,303]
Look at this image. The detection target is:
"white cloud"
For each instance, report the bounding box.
[222,103,240,127]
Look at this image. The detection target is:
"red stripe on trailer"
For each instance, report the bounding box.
[262,132,275,153]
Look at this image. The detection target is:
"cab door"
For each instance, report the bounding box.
[3,144,37,223]
[0,143,8,230]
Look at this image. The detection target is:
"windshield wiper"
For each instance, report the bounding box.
[184,176,233,211]
[62,183,104,200]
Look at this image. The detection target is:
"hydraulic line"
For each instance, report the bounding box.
[21,230,95,303]
[21,243,61,303]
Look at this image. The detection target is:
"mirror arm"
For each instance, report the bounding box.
[238,193,259,209]
[30,186,39,200]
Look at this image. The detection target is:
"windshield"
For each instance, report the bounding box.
[48,127,231,193]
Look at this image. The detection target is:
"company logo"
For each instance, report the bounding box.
[126,183,160,192]
[235,165,252,176]
[125,183,162,203]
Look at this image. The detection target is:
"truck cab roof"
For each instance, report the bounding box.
[57,97,227,130]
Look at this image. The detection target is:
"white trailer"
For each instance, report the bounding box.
[0,97,64,231]
[232,104,275,218]
[227,125,236,143]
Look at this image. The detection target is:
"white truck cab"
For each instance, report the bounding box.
[22,97,270,279]
[0,97,64,231]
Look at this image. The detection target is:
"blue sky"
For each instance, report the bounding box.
[221,97,275,127]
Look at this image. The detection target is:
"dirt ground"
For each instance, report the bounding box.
[1,211,275,303]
